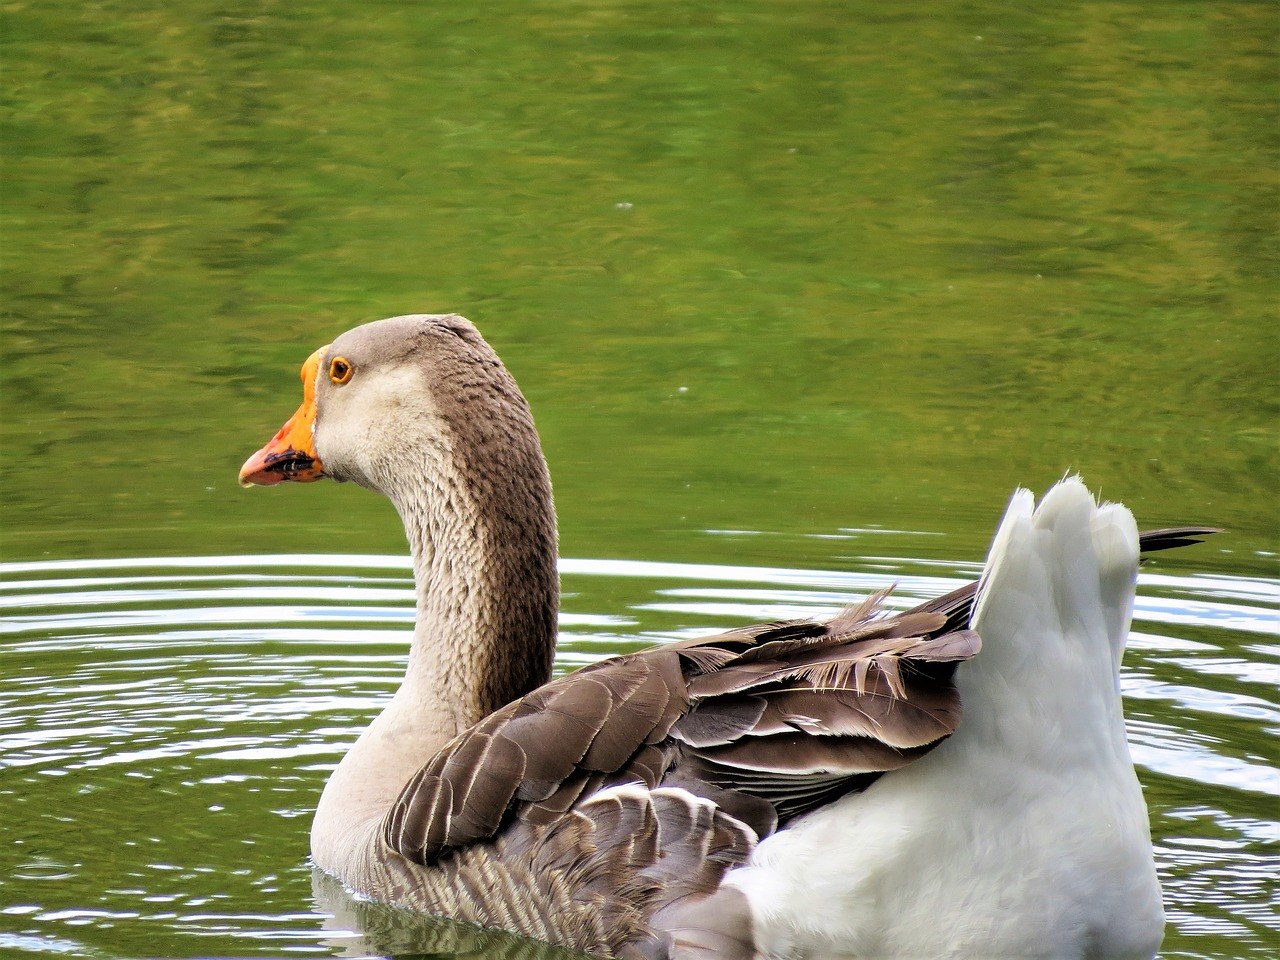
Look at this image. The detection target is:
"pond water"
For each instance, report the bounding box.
[3,1,1276,959]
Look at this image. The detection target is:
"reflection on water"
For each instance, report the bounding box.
[2,553,1276,959]
[312,872,590,960]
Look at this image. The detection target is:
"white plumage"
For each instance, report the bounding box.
[724,478,1164,959]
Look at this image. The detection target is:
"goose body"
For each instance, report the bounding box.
[240,314,1207,959]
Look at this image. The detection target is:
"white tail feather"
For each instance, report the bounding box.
[726,478,1163,959]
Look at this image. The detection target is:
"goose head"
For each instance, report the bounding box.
[238,313,545,508]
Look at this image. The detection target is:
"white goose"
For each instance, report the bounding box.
[240,314,1210,960]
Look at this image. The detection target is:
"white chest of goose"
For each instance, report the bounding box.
[240,314,1209,959]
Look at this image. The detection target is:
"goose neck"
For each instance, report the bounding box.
[392,459,558,737]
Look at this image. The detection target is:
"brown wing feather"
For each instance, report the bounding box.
[384,592,982,869]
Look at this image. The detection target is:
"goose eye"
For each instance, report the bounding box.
[328,356,354,385]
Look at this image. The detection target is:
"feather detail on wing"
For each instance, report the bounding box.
[383,590,979,870]
[390,782,757,958]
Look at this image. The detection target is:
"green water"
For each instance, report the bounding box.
[3,2,1277,958]
[4,0,1276,567]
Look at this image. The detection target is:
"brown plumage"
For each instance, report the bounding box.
[391,596,975,854]
[371,591,977,956]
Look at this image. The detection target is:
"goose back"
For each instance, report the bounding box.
[364,593,979,956]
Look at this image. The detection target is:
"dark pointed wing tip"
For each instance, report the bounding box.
[1139,526,1223,553]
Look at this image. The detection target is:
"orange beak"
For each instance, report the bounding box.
[239,346,329,487]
